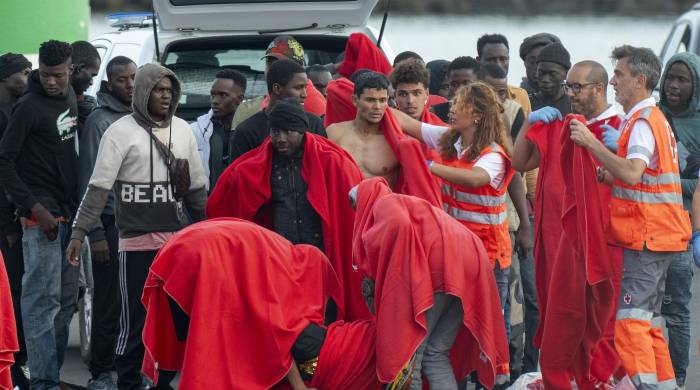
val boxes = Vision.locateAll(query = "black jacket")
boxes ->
[269,147,324,250]
[0,70,79,218]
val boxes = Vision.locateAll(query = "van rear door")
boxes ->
[153,0,379,32]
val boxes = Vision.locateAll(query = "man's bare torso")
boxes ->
[327,120,399,185]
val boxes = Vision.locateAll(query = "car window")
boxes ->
[661,22,691,67]
[164,44,342,111]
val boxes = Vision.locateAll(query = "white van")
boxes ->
[89,0,395,121]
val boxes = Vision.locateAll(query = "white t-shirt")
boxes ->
[421,123,506,189]
[623,97,658,169]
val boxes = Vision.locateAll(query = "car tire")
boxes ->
[79,241,94,365]
[79,286,93,365]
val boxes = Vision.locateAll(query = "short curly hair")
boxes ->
[389,59,430,89]
[39,40,72,67]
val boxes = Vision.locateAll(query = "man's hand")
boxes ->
[601,124,621,152]
[569,119,598,149]
[515,222,533,250]
[527,106,562,124]
[30,203,58,240]
[66,238,83,267]
[90,239,110,263]
[596,167,613,185]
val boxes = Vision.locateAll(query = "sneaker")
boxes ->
[87,372,117,390]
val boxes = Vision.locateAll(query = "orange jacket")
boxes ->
[441,143,514,268]
[608,105,691,252]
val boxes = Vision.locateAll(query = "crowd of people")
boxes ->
[0,28,696,390]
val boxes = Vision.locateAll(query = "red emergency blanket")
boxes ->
[206,134,369,320]
[324,78,355,127]
[537,114,623,388]
[337,33,392,78]
[141,219,341,389]
[0,254,17,390]
[525,119,566,347]
[352,177,509,387]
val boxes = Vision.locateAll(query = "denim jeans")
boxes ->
[660,245,693,386]
[21,223,79,390]
[517,217,539,373]
[494,262,511,339]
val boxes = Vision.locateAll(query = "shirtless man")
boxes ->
[327,72,399,184]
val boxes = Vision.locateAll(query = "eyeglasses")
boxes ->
[563,82,599,94]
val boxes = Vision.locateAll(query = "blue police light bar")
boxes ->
[106,12,154,29]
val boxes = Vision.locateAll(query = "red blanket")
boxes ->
[141,219,341,389]
[261,78,327,117]
[352,177,508,387]
[525,119,566,347]
[337,33,392,78]
[310,320,382,389]
[324,78,355,127]
[206,134,370,320]
[537,115,623,388]
[427,94,447,108]
[0,254,17,390]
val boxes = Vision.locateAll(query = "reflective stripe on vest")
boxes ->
[441,183,507,207]
[612,188,683,205]
[448,208,508,225]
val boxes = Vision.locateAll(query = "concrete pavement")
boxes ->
[53,273,700,389]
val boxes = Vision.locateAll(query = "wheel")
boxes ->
[79,286,93,364]
[78,240,94,365]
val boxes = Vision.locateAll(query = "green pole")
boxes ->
[0,0,90,54]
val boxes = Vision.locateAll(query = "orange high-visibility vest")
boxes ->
[441,143,515,268]
[608,105,691,251]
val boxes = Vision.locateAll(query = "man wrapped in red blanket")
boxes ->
[351,177,509,389]
[207,101,370,320]
[141,218,383,390]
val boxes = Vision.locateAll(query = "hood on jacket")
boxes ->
[132,63,181,128]
[27,69,74,101]
[96,80,132,114]
[659,52,700,118]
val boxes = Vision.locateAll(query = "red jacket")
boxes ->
[206,134,370,320]
[352,177,509,387]
[141,219,342,389]
[0,252,17,390]
[337,33,392,78]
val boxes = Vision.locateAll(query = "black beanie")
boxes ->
[536,42,571,70]
[519,33,561,60]
[268,100,308,133]
[0,53,31,80]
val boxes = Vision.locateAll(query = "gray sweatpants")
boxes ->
[410,292,464,390]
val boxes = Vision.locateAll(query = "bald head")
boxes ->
[576,60,608,90]
[567,60,610,119]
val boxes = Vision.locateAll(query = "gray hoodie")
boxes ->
[72,64,207,242]
[659,52,700,210]
[78,81,132,242]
